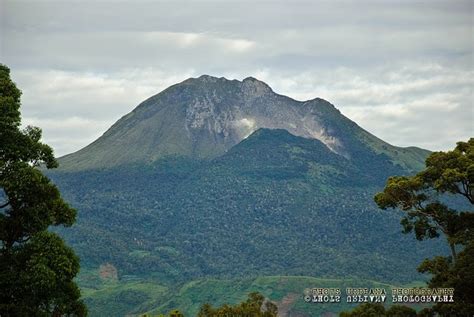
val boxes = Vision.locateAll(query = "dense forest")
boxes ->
[49,129,447,287]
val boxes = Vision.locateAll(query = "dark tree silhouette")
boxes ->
[0,64,87,316]
[374,138,474,315]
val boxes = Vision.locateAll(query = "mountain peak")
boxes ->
[58,76,428,172]
[195,74,227,83]
[190,75,273,93]
[241,76,272,96]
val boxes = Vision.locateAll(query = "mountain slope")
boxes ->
[58,75,429,171]
[51,128,443,286]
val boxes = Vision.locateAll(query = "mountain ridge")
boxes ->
[58,75,429,172]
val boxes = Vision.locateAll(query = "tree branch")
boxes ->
[0,201,10,209]
[458,181,473,204]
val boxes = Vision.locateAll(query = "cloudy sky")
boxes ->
[1,0,473,156]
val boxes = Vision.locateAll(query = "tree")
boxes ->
[339,303,387,317]
[0,64,87,315]
[197,292,278,317]
[374,138,474,315]
[385,305,417,317]
[141,310,184,317]
[339,303,418,317]
[168,310,185,317]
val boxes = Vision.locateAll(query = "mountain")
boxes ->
[49,75,442,316]
[58,75,428,171]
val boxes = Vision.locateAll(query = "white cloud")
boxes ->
[13,68,197,156]
[2,0,472,155]
[13,68,196,119]
[234,63,472,151]
[22,116,113,157]
[14,61,472,156]
[221,38,256,53]
[234,118,257,139]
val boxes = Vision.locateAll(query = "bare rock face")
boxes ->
[58,75,427,171]
[179,76,347,156]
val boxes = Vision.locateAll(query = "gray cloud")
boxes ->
[1,0,472,156]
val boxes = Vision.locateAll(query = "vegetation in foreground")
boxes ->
[78,272,427,317]
[342,139,474,315]
[0,64,86,315]
[141,292,277,317]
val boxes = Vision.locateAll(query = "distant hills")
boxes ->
[49,75,442,316]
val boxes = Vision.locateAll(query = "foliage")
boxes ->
[79,273,415,317]
[374,138,474,315]
[197,292,277,317]
[141,309,184,317]
[375,139,473,256]
[340,303,386,317]
[417,240,474,315]
[0,64,86,315]
[385,305,418,317]
[49,129,444,288]
[339,303,417,317]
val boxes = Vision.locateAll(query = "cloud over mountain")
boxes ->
[2,0,472,155]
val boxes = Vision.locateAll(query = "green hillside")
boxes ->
[50,129,445,288]
[77,272,426,317]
